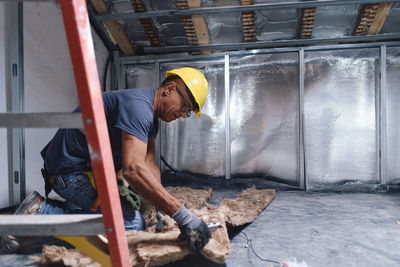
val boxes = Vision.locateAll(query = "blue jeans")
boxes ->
[38,173,145,231]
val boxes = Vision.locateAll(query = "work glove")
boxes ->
[171,205,211,253]
[117,178,141,211]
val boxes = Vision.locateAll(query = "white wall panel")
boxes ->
[23,2,109,198]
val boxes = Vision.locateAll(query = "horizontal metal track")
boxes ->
[118,41,400,64]
[0,215,104,236]
[0,112,83,128]
[96,0,399,21]
[143,33,400,53]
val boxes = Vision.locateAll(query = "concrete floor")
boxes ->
[1,190,400,267]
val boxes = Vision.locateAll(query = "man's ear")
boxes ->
[162,80,177,96]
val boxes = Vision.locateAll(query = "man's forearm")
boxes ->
[146,160,161,183]
[123,163,180,216]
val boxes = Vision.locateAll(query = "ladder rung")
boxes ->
[0,112,83,128]
[0,215,104,236]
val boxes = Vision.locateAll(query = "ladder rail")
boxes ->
[59,1,130,266]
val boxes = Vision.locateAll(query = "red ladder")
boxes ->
[59,1,130,266]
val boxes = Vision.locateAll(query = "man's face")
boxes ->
[161,80,194,122]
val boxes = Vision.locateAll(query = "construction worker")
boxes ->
[2,67,211,253]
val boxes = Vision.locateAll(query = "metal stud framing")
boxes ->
[299,49,306,190]
[6,2,25,205]
[379,45,387,184]
[116,41,399,189]
[224,54,231,179]
[97,0,399,21]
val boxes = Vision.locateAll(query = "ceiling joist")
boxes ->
[298,7,317,39]
[353,2,392,36]
[90,0,136,56]
[368,2,393,34]
[176,0,211,54]
[241,0,256,42]
[130,0,160,46]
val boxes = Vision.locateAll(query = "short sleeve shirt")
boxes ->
[41,89,159,176]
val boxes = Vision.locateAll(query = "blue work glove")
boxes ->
[171,205,211,253]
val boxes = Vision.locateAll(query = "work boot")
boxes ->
[1,191,44,253]
[14,191,44,215]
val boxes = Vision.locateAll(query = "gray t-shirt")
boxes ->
[41,89,159,176]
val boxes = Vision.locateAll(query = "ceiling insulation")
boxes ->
[96,0,400,55]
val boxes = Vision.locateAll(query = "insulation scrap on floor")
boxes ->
[219,186,276,226]
[31,186,275,267]
[30,245,100,267]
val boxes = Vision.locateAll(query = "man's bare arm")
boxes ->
[145,138,161,183]
[121,131,180,216]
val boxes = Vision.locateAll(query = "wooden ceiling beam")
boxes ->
[90,0,136,56]
[368,2,393,35]
[298,7,317,39]
[176,0,211,54]
[352,2,392,36]
[130,0,161,46]
[241,0,256,42]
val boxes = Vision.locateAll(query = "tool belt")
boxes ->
[41,167,141,211]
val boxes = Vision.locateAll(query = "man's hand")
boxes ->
[171,205,211,253]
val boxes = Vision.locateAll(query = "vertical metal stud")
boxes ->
[379,45,387,185]
[6,1,25,205]
[225,54,231,179]
[154,60,161,169]
[111,50,119,90]
[121,64,127,89]
[299,49,306,190]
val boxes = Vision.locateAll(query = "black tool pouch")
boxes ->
[41,167,52,198]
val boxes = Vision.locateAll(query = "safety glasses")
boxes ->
[176,86,192,118]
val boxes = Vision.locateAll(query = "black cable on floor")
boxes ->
[240,232,281,266]
[161,155,177,173]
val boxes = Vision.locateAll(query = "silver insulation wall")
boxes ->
[124,44,400,189]
[304,49,379,188]
[159,60,226,176]
[126,64,155,89]
[229,54,299,183]
[386,47,400,184]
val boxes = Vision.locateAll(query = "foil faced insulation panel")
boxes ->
[229,53,299,184]
[313,5,359,38]
[160,60,226,176]
[254,8,299,41]
[385,47,400,184]
[126,64,155,89]
[304,49,379,189]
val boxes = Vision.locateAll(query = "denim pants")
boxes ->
[38,173,145,231]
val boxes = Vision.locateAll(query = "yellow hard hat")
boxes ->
[166,67,208,117]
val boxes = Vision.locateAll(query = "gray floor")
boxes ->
[1,190,400,267]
